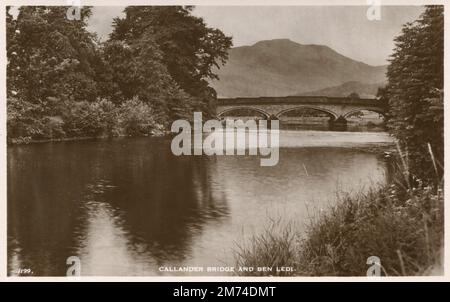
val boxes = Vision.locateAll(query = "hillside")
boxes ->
[298,81,385,99]
[211,39,387,97]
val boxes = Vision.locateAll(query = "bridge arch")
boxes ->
[275,106,339,120]
[343,108,386,119]
[217,106,271,119]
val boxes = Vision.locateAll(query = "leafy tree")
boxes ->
[7,5,233,141]
[7,6,115,141]
[109,6,232,115]
[7,6,104,107]
[386,6,443,180]
[102,33,194,125]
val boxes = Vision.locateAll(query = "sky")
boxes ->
[85,6,424,66]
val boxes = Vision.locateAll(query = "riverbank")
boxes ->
[8,129,171,145]
[9,129,395,151]
[233,159,444,276]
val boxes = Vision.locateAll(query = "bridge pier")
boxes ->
[328,115,347,131]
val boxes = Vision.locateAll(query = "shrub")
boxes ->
[7,97,46,142]
[296,183,443,276]
[95,99,118,136]
[117,97,158,136]
[8,96,168,141]
[41,116,66,139]
[61,99,116,137]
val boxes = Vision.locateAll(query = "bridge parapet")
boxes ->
[215,96,386,120]
[217,96,382,106]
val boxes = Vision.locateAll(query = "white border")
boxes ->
[0,0,448,282]
[2,0,446,5]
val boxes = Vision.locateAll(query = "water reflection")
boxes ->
[8,134,391,276]
[8,138,229,276]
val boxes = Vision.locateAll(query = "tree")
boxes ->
[109,6,232,115]
[7,5,233,141]
[6,6,115,141]
[7,6,104,107]
[386,6,443,180]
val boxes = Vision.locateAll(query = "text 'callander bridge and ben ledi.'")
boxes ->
[214,96,386,124]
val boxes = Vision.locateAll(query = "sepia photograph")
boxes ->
[4,2,444,279]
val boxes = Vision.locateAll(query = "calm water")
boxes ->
[7,131,393,276]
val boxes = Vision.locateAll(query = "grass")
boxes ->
[233,147,444,276]
[233,220,300,276]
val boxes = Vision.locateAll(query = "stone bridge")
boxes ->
[215,96,386,121]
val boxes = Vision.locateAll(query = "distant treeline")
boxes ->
[7,6,232,143]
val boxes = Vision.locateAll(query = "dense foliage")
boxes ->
[7,6,232,143]
[385,6,443,180]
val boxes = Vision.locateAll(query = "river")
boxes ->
[7,130,394,276]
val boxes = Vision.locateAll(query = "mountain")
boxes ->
[297,81,385,99]
[210,39,387,97]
